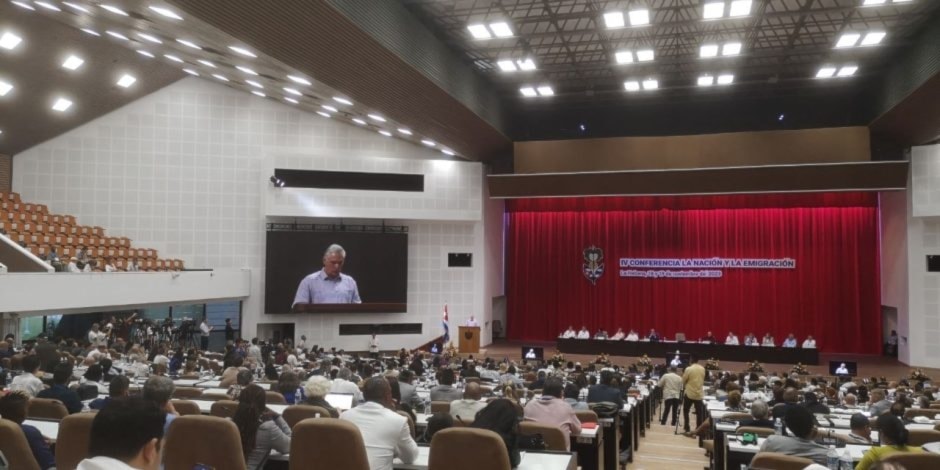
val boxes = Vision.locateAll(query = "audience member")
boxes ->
[471,399,521,467]
[228,369,254,400]
[739,400,774,428]
[802,391,830,414]
[331,367,364,404]
[430,368,463,402]
[89,375,131,410]
[10,354,44,397]
[37,363,83,414]
[868,389,892,416]
[424,412,454,442]
[77,397,166,470]
[523,377,581,449]
[587,370,624,410]
[449,381,486,423]
[758,405,828,464]
[232,384,292,470]
[302,375,339,418]
[81,363,110,394]
[842,413,874,444]
[142,376,178,435]
[340,377,419,470]
[0,391,55,470]
[277,371,305,404]
[397,370,418,407]
[856,414,924,470]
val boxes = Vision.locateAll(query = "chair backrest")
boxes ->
[396,410,416,438]
[431,401,451,413]
[429,427,511,470]
[282,404,330,428]
[55,413,96,470]
[881,452,940,468]
[210,400,239,418]
[575,410,598,423]
[163,415,246,470]
[0,419,41,470]
[906,429,940,446]
[172,387,204,399]
[289,418,369,470]
[737,426,775,438]
[199,392,229,401]
[172,400,202,416]
[519,421,569,451]
[266,390,287,404]
[28,398,69,420]
[721,412,755,422]
[749,452,814,470]
[904,408,940,420]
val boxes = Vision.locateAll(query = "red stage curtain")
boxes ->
[506,193,881,354]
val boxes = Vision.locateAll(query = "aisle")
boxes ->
[629,412,709,470]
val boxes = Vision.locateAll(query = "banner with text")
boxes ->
[619,257,796,278]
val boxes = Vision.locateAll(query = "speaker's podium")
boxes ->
[458,326,480,354]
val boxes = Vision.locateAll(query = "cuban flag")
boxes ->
[442,304,450,344]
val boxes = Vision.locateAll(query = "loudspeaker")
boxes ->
[928,255,940,272]
[448,253,472,267]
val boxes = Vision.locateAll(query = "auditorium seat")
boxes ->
[283,404,331,428]
[164,415,246,470]
[903,409,940,420]
[173,400,203,416]
[265,391,287,404]
[882,453,940,468]
[0,418,41,470]
[749,452,814,470]
[56,413,95,470]
[430,401,451,413]
[519,421,568,451]
[172,387,204,399]
[290,418,370,470]
[429,428,511,470]
[27,398,69,420]
[210,400,239,418]
[575,410,598,423]
[906,429,940,446]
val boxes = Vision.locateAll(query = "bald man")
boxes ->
[449,382,486,422]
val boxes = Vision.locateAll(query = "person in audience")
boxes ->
[471,399,521,467]
[523,377,581,449]
[105,257,118,272]
[37,363,83,414]
[83,259,96,272]
[868,389,892,416]
[886,330,899,356]
[331,367,364,404]
[530,370,547,390]
[278,370,306,404]
[758,405,828,464]
[739,400,774,428]
[841,413,874,444]
[341,377,419,470]
[577,326,590,339]
[725,331,739,345]
[424,412,454,442]
[430,367,463,402]
[560,325,576,339]
[625,329,639,341]
[772,387,802,423]
[231,384,292,470]
[0,391,56,470]
[89,375,131,410]
[219,356,246,388]
[610,327,625,340]
[659,366,683,426]
[228,369,254,400]
[81,363,111,395]
[563,382,589,410]
[77,396,166,470]
[761,333,775,346]
[782,334,798,348]
[802,335,817,348]
[802,391,830,415]
[856,414,924,470]
[199,316,213,351]
[127,257,140,272]
[842,393,859,408]
[681,358,706,434]
[588,370,624,409]
[397,370,418,407]
[450,381,487,423]
[498,363,523,386]
[76,245,88,262]
[142,376,178,435]
[10,354,44,397]
[648,329,661,342]
[726,390,745,412]
[701,331,717,344]
[302,375,339,417]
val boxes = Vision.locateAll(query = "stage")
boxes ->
[555,338,819,364]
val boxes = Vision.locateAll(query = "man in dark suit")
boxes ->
[587,370,624,409]
[36,363,83,414]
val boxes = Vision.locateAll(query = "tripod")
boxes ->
[674,388,686,435]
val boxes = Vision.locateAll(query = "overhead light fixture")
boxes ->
[837,65,858,77]
[628,8,650,26]
[398,128,412,135]
[636,49,655,62]
[623,80,640,92]
[62,2,90,13]
[497,60,517,72]
[729,0,752,17]
[0,80,13,96]
[100,4,128,16]
[489,21,513,38]
[1,32,23,50]
[182,68,198,76]
[229,46,257,58]
[536,85,554,96]
[615,51,634,64]
[164,54,183,63]
[316,111,331,118]
[137,33,162,44]
[116,74,137,88]
[34,1,61,12]
[697,75,715,87]
[703,2,725,19]
[176,39,200,50]
[722,42,742,55]
[106,30,129,41]
[52,97,73,112]
[149,5,183,20]
[212,74,229,82]
[62,55,85,70]
[378,130,392,137]
[136,50,155,58]
[245,80,263,89]
[283,87,302,96]
[367,113,386,122]
[332,97,353,105]
[468,21,513,39]
[835,32,861,48]
[321,105,338,113]
[11,1,34,11]
[520,87,537,97]
[284,97,299,104]
[815,66,837,78]
[603,11,625,28]
[251,90,265,98]
[80,28,100,37]
[441,149,456,156]
[700,44,719,58]
[467,24,491,39]
[717,73,735,85]
[236,66,258,76]
[287,75,312,86]
[517,58,536,71]
[642,78,659,90]
[197,59,216,68]
[352,118,367,125]
[269,176,285,187]
[860,31,886,46]
[863,0,887,4]
[421,139,436,147]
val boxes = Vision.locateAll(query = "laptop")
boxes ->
[325,393,354,410]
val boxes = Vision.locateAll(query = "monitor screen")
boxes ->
[325,393,354,410]
[429,342,443,355]
[829,361,858,376]
[666,353,692,368]
[522,346,544,361]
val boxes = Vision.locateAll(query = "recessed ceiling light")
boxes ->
[182,68,199,76]
[229,46,256,58]
[176,39,200,50]
[80,28,100,37]
[164,54,183,63]
[149,5,183,20]
[283,87,302,96]
[441,149,456,156]
[332,97,353,105]
[722,42,742,56]
[100,4,128,16]
[421,139,436,147]
[197,59,216,68]
[517,58,536,71]
[245,79,263,89]
[212,74,228,82]
[0,32,23,50]
[862,0,887,5]
[835,32,861,48]
[116,74,137,88]
[700,44,719,58]
[816,66,837,78]
[520,87,537,97]
[860,31,886,46]
[717,73,734,85]
[106,30,129,41]
[603,11,625,29]
[378,130,392,137]
[398,128,412,135]
[62,2,90,13]
[352,118,367,125]
[137,33,162,44]
[497,60,517,72]
[628,9,650,26]
[52,97,73,112]
[703,2,725,19]
[636,49,655,62]
[287,75,311,86]
[467,24,492,39]
[642,78,659,90]
[367,113,386,122]
[729,0,752,17]
[284,97,299,104]
[236,66,258,76]
[34,1,61,12]
[624,80,640,92]
[251,91,265,98]
[698,75,714,87]
[489,22,513,38]
[321,105,338,113]
[137,50,155,58]
[615,51,634,64]
[316,111,331,118]
[11,1,34,11]
[837,65,858,77]
[62,55,85,70]
[0,81,13,96]
[536,85,554,96]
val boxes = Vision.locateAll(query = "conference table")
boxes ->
[556,338,820,364]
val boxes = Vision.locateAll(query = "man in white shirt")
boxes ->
[625,329,639,341]
[10,355,45,397]
[610,328,625,340]
[88,323,107,348]
[782,334,798,348]
[341,377,419,470]
[744,332,759,346]
[658,366,683,426]
[576,326,591,339]
[725,331,739,345]
[465,315,480,327]
[77,396,165,470]
[105,257,118,272]
[127,258,140,272]
[331,368,364,404]
[68,257,81,273]
[199,318,212,351]
[802,335,817,348]
[560,326,576,339]
[369,334,380,358]
[761,333,775,347]
[450,382,486,422]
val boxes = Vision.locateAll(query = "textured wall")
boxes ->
[0,154,10,192]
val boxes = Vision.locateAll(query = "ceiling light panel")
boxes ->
[52,97,73,111]
[628,9,650,26]
[497,60,517,72]
[442,149,456,156]
[100,4,128,16]
[517,58,536,71]
[520,86,537,97]
[229,46,257,58]
[116,74,136,88]
[287,75,311,86]
[642,78,658,90]
[700,44,719,58]
[137,50,155,58]
[11,1,34,11]
[236,66,258,75]
[283,87,302,96]
[0,32,23,50]
[352,118,366,125]
[106,31,129,41]
[623,80,640,92]
[698,75,714,86]
[137,33,163,44]
[182,68,198,76]
[246,80,263,89]
[211,74,228,82]
[421,139,436,147]
[603,11,625,29]
[316,111,331,118]
[729,0,752,17]
[0,80,13,96]
[80,28,100,37]
[860,31,886,46]
[197,59,216,68]
[62,2,90,13]
[34,1,61,12]
[717,74,734,85]
[367,113,386,122]
[835,32,861,48]
[285,97,299,104]
[149,5,184,20]
[467,24,491,39]
[488,22,513,38]
[636,49,655,62]
[321,105,338,113]
[176,39,201,50]
[536,85,554,96]
[863,0,887,4]
[398,128,412,135]
[378,130,392,137]
[164,54,183,63]
[816,66,837,78]
[251,91,265,98]
[837,65,858,77]
[333,97,353,105]
[722,42,742,56]
[615,51,634,64]
[62,55,84,70]
[703,2,725,19]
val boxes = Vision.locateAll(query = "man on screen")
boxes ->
[293,244,362,306]
[525,348,537,360]
[836,363,850,375]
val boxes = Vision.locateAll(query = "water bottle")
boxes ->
[295,388,302,404]
[839,449,852,470]
[826,445,839,470]
[774,418,783,436]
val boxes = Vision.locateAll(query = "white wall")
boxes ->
[880,190,909,363]
[12,77,503,351]
[907,145,940,367]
